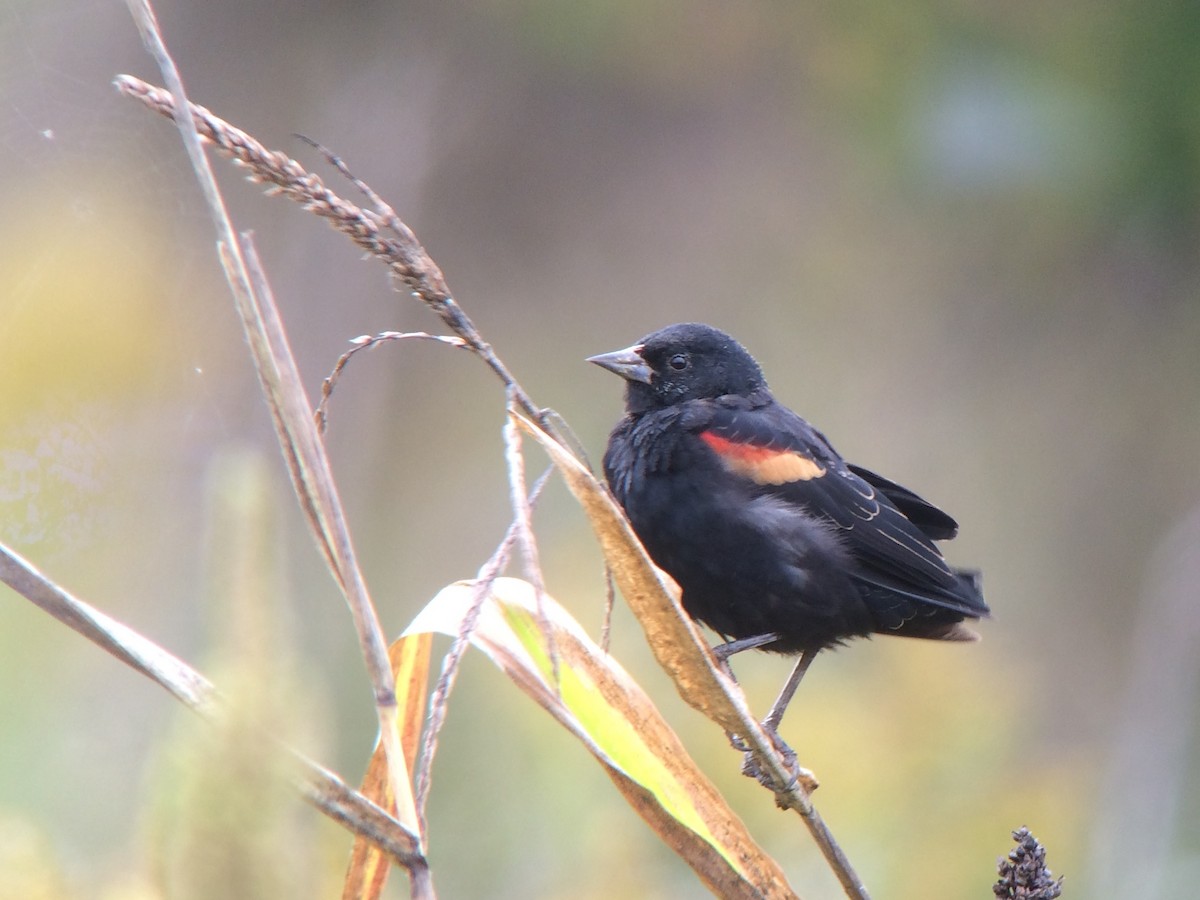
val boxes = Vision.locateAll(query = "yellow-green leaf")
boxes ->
[405,577,798,900]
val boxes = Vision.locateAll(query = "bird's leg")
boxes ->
[712,631,783,660]
[710,633,782,752]
[762,649,817,734]
[711,631,782,672]
[741,649,817,790]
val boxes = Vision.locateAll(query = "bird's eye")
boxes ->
[668,354,689,371]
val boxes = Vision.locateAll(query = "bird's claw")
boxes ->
[738,727,818,804]
[726,731,751,752]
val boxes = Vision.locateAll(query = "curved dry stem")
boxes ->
[315,331,469,433]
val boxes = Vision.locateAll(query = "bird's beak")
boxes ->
[587,344,653,385]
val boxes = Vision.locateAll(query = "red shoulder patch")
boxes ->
[700,431,826,484]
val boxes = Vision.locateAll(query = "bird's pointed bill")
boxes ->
[588,345,653,385]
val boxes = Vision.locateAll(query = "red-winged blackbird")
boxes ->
[589,323,988,730]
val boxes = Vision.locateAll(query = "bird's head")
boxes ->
[588,323,767,414]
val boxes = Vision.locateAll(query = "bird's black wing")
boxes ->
[694,399,986,618]
[846,464,959,541]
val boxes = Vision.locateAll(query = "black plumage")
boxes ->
[589,323,988,726]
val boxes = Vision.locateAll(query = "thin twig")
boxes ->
[414,466,552,827]
[316,331,468,433]
[503,395,559,689]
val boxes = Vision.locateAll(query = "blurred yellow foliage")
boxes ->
[0,185,176,421]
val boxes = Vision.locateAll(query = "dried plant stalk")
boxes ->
[114,73,548,437]
[120,7,427,896]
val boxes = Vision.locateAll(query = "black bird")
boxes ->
[589,323,988,734]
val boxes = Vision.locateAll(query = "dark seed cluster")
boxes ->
[994,827,1063,899]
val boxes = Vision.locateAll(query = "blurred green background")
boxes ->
[2,1,1199,898]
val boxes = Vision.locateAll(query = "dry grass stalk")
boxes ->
[0,541,426,874]
[118,8,427,892]
[114,73,546,433]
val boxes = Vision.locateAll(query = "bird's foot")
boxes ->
[739,727,818,806]
[740,736,796,787]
